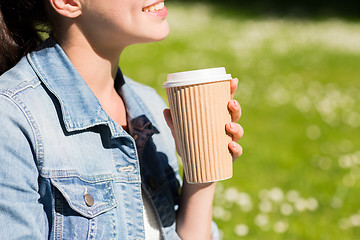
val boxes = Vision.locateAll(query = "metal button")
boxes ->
[133,134,138,140]
[84,193,94,207]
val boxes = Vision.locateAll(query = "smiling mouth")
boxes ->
[142,2,165,12]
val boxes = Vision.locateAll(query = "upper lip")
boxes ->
[142,0,164,9]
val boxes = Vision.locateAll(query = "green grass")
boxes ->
[120,3,360,239]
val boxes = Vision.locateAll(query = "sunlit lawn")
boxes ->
[121,3,360,239]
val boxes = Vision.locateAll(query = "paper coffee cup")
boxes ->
[163,67,233,183]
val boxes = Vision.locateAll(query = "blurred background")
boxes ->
[120,1,360,239]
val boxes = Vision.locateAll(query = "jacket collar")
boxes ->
[27,38,157,134]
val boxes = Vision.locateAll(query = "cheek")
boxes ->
[80,2,169,45]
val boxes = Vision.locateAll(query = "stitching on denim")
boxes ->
[87,217,97,239]
[110,210,117,239]
[54,187,64,240]
[110,124,141,180]
[2,76,40,98]
[26,54,73,130]
[26,54,70,130]
[27,54,111,132]
[41,170,141,184]
[0,93,44,170]
[120,183,131,238]
[117,183,146,239]
[50,178,118,218]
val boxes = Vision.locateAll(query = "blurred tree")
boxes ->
[170,0,360,18]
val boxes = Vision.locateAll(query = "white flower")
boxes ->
[224,187,239,203]
[350,214,360,227]
[213,206,226,219]
[342,111,360,128]
[295,198,308,212]
[269,187,284,202]
[339,155,354,168]
[259,200,273,213]
[286,190,300,203]
[234,224,249,237]
[306,198,319,211]
[273,221,289,233]
[213,206,232,221]
[237,193,253,212]
[255,214,269,227]
[237,192,251,205]
[280,203,294,216]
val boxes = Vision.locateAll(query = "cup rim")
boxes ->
[163,67,232,88]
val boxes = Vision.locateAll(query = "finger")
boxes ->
[163,109,182,156]
[230,78,238,99]
[163,109,172,127]
[228,99,241,122]
[229,141,243,161]
[226,122,244,142]
[163,109,175,137]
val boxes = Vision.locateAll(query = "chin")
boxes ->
[152,29,170,42]
[140,22,170,43]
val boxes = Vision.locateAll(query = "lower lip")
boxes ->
[144,6,168,18]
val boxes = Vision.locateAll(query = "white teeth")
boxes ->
[154,2,164,10]
[143,2,164,12]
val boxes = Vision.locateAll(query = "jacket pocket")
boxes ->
[51,176,118,218]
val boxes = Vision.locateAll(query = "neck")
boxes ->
[55,25,124,98]
[55,25,128,128]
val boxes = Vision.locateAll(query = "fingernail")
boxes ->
[233,100,237,108]
[231,142,236,148]
[229,123,234,130]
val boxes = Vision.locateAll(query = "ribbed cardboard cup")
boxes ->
[163,68,233,183]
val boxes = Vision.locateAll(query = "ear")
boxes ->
[49,0,82,18]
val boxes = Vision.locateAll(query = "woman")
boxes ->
[0,0,244,239]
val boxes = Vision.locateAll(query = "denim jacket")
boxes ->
[0,38,184,239]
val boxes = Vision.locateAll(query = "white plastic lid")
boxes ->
[163,67,232,88]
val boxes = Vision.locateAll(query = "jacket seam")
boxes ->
[0,92,44,170]
[1,76,40,97]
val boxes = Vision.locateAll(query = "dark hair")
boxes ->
[0,0,50,75]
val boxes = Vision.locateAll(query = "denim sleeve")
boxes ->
[0,94,47,239]
[211,221,221,240]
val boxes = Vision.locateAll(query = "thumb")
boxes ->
[163,108,182,156]
[163,108,172,127]
[163,108,176,137]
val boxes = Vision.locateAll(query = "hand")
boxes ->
[164,108,181,155]
[226,78,244,161]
